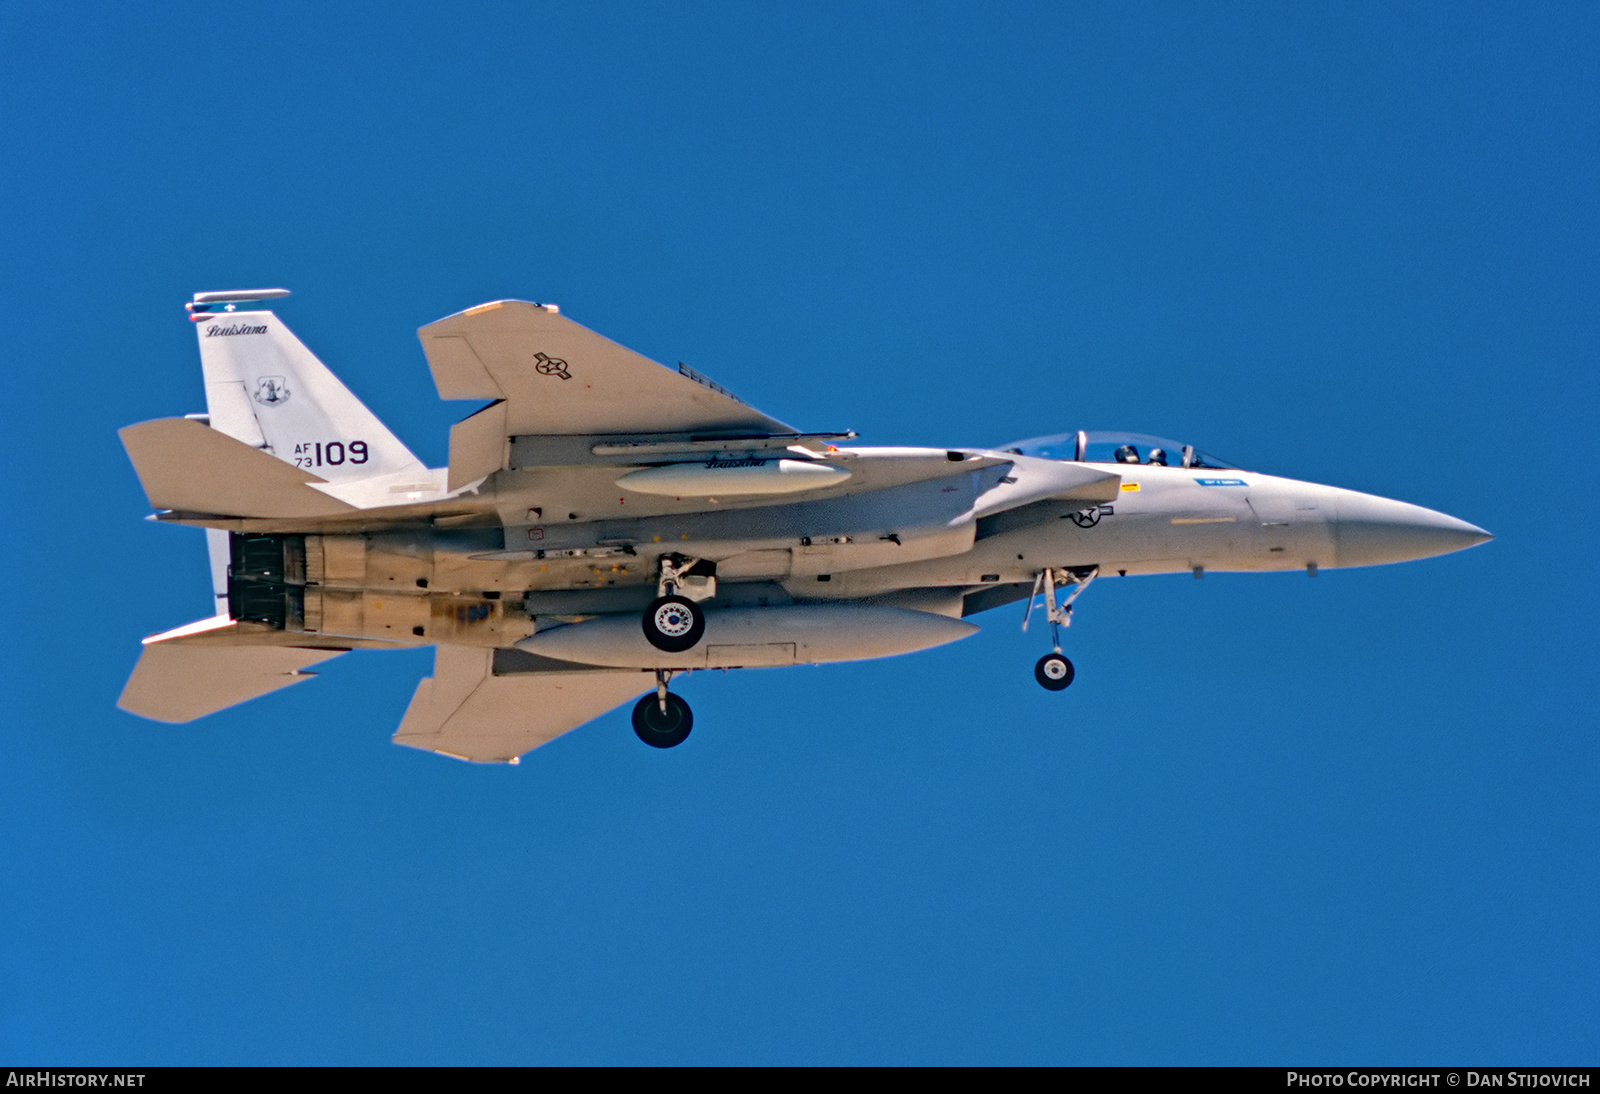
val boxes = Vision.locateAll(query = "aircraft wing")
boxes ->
[393,645,649,763]
[418,301,795,488]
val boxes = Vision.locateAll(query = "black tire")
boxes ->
[642,595,705,652]
[1034,653,1075,691]
[632,692,693,748]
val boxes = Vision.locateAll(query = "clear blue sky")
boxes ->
[2,1,1595,1064]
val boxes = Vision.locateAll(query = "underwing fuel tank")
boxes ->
[517,604,978,669]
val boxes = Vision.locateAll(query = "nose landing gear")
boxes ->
[633,669,693,747]
[1023,566,1096,691]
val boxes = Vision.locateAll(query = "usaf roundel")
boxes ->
[533,352,571,380]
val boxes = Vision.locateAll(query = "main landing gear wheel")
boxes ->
[632,692,693,748]
[1035,652,1075,691]
[642,595,705,652]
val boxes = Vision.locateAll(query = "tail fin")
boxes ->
[194,296,427,484]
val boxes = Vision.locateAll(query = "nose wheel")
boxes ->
[1022,566,1096,692]
[633,670,693,747]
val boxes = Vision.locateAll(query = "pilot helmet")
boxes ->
[1114,444,1140,464]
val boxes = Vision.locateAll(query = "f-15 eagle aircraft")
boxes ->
[117,290,1492,762]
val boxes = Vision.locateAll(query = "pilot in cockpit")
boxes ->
[1004,431,1238,472]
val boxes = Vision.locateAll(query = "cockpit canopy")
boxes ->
[1004,430,1236,469]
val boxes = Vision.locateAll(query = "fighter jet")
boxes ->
[116,290,1492,762]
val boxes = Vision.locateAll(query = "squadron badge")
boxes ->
[253,376,291,407]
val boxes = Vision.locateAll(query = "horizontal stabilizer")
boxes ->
[119,417,356,518]
[394,645,647,763]
[118,640,345,723]
[418,300,794,440]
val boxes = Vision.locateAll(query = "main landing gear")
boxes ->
[1023,566,1097,692]
[633,670,692,747]
[642,595,703,652]
[636,557,715,746]
[641,555,716,653]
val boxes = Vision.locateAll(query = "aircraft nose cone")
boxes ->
[1334,491,1492,567]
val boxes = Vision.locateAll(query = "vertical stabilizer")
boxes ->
[193,297,427,485]
[206,529,229,616]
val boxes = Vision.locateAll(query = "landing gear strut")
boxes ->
[641,556,715,653]
[633,669,693,747]
[1022,566,1097,691]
